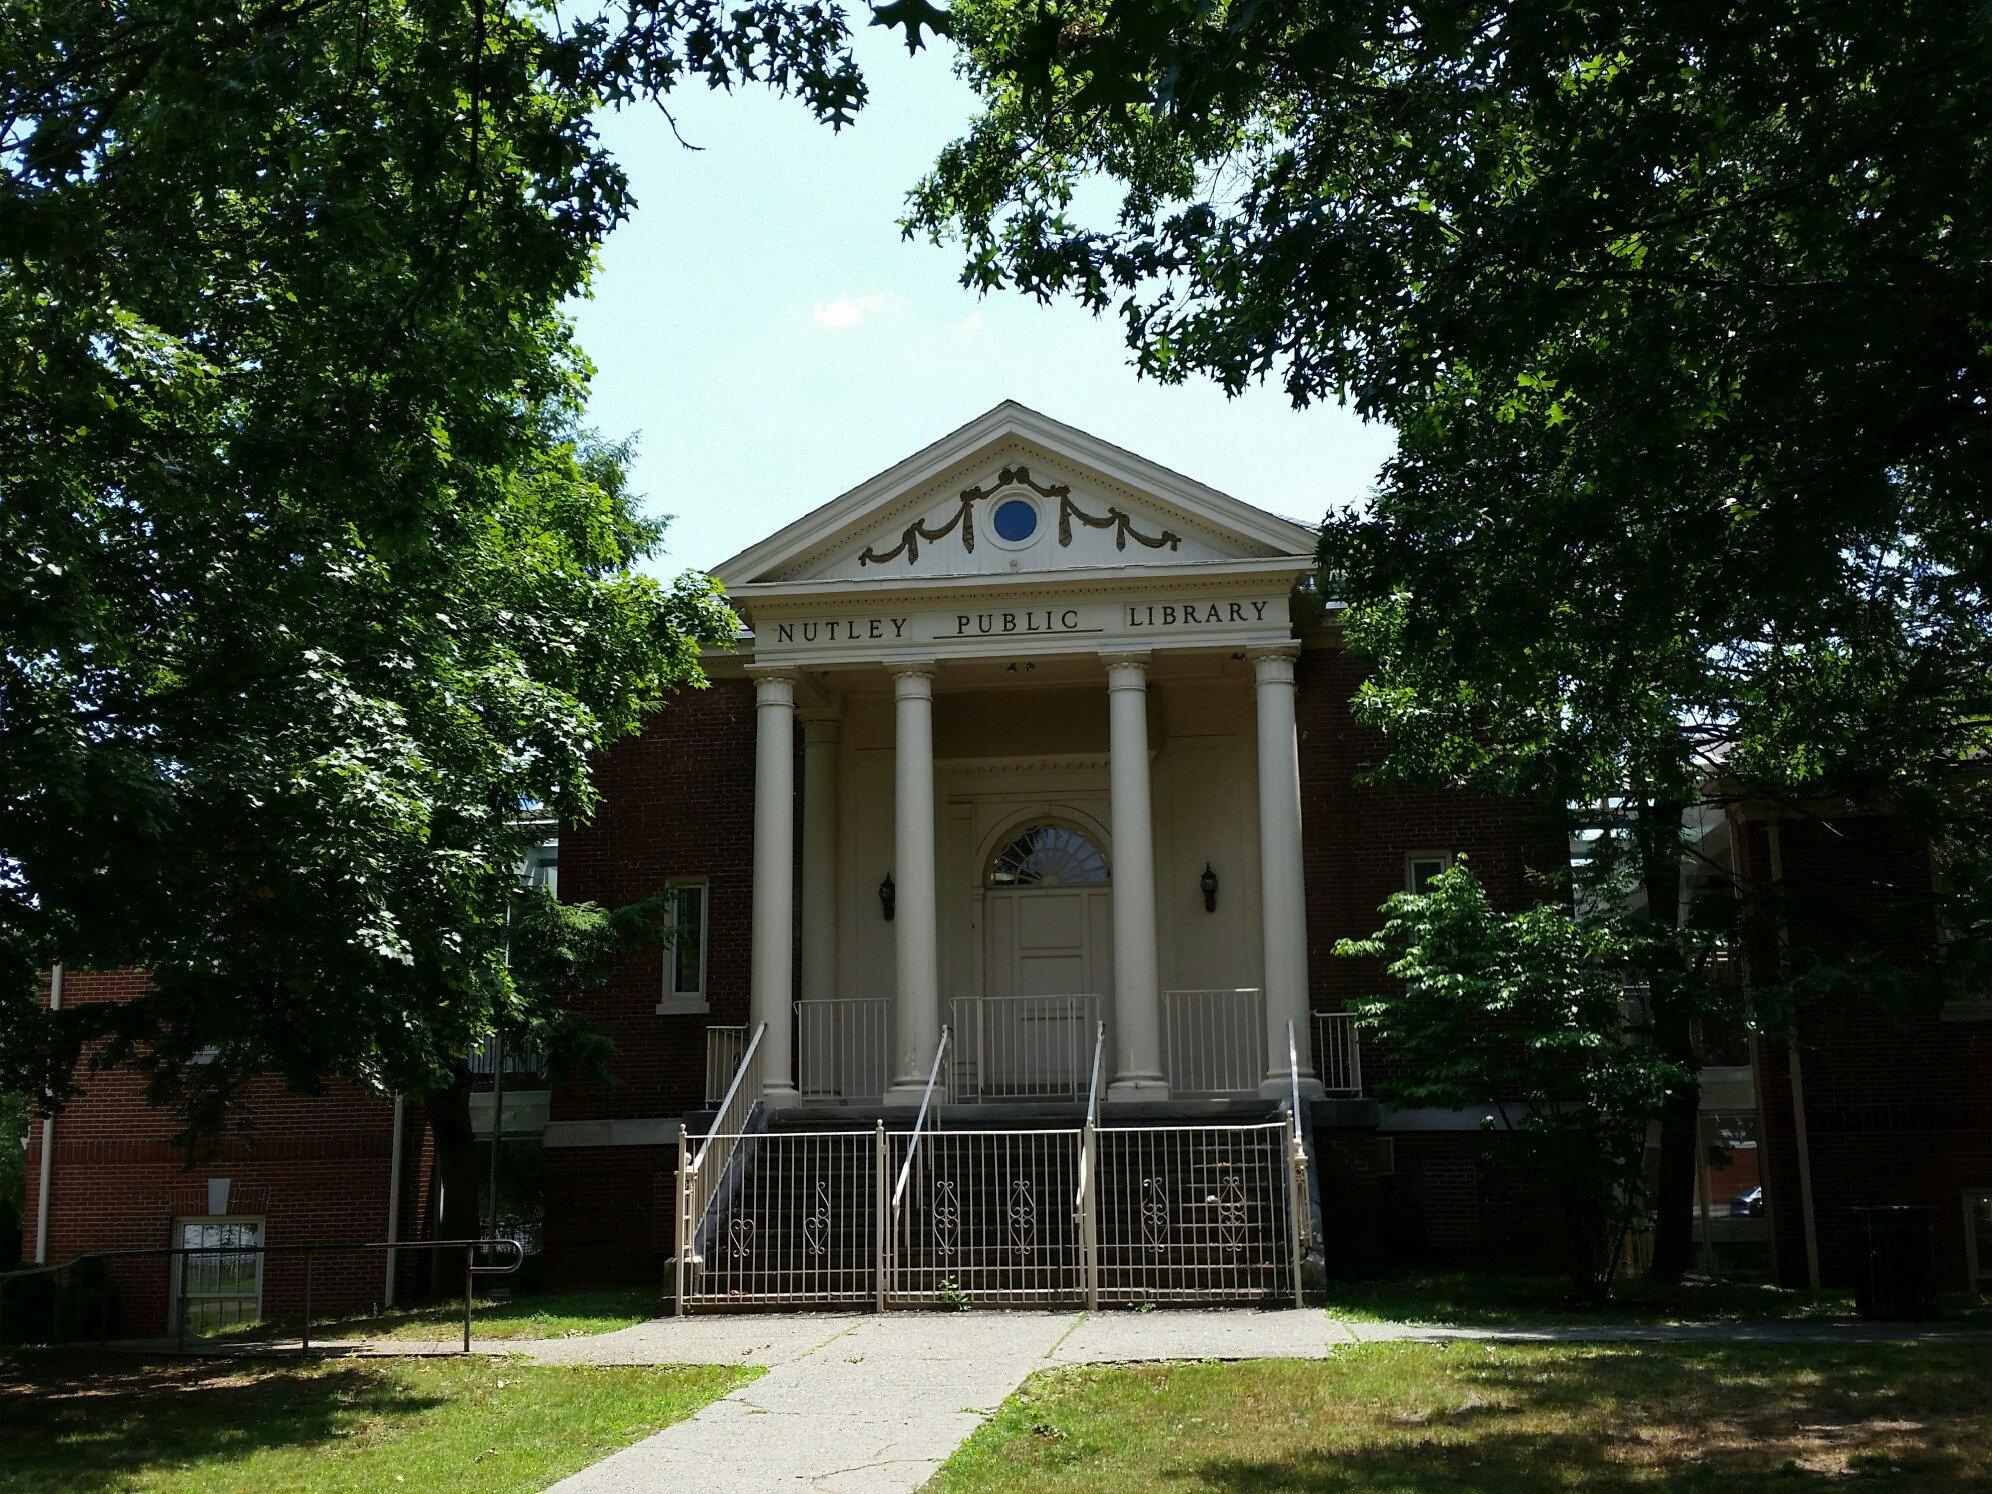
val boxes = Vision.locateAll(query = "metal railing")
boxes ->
[1,1239,524,1355]
[888,1027,952,1222]
[888,1127,1086,1307]
[1164,988,1266,1098]
[467,1038,544,1077]
[949,993,1101,1102]
[1093,1120,1297,1306]
[795,998,890,1102]
[704,1025,747,1106]
[676,1021,767,1311]
[1075,1022,1106,1309]
[1287,1018,1312,1300]
[680,1129,880,1308]
[1312,1010,1365,1096]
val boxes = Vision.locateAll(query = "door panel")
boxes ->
[983,887,1110,1093]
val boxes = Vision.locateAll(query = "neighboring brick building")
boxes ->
[20,971,426,1334]
[1737,810,1992,1291]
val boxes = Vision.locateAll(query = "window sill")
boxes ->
[656,995,711,1017]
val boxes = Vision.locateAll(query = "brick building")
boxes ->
[21,404,1989,1321]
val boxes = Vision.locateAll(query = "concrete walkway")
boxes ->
[524,1309,1992,1492]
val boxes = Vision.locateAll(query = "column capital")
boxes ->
[750,670,798,708]
[1247,645,1301,687]
[1100,649,1153,691]
[891,662,938,699]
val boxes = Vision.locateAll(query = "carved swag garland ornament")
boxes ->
[859,467,1183,567]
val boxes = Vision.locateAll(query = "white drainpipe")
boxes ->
[383,1095,406,1307]
[33,964,62,1264]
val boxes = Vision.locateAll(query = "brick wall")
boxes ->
[1740,812,1992,1290]
[1296,647,1569,1070]
[19,972,418,1334]
[552,677,757,1124]
[543,1144,679,1287]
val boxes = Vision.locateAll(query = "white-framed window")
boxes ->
[523,840,558,897]
[657,881,709,1015]
[1967,1191,1992,1295]
[171,1216,264,1336]
[1405,851,1454,895]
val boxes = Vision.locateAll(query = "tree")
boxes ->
[1338,860,1680,1297]
[910,1,1992,1277]
[0,0,889,1144]
[0,1091,25,1268]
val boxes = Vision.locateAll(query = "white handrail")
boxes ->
[691,1021,766,1176]
[1073,1021,1106,1221]
[1083,1020,1105,1127]
[1287,1018,1311,1258]
[890,1025,951,1212]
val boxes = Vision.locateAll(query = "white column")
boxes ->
[886,664,942,1101]
[750,670,799,1104]
[798,717,841,1007]
[1252,647,1323,1097]
[1105,651,1168,1100]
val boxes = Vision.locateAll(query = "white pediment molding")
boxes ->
[712,402,1320,590]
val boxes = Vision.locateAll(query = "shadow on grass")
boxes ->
[1177,1344,1991,1492]
[0,1353,446,1494]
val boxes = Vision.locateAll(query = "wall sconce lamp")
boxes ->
[1200,862,1219,914]
[879,873,896,922]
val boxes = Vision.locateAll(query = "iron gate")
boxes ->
[675,1119,1301,1312]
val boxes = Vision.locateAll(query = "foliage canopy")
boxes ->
[0,0,891,1125]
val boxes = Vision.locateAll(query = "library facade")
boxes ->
[21,405,1991,1325]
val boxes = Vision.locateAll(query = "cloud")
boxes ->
[810,293,904,331]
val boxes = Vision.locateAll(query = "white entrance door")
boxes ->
[978,823,1112,1097]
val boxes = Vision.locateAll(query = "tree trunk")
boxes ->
[421,1070,479,1291]
[1636,799,1701,1283]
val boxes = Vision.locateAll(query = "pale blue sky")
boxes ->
[568,28,1395,577]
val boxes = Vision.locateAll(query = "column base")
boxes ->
[881,1082,934,1108]
[1261,1072,1326,1102]
[1107,1074,1171,1103]
[760,1082,801,1109]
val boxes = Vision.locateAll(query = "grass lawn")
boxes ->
[933,1341,1992,1491]
[1318,1270,1878,1327]
[299,1283,665,1343]
[0,1351,752,1493]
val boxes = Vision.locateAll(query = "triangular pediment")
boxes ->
[713,403,1319,592]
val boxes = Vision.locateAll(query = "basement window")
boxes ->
[658,881,709,1015]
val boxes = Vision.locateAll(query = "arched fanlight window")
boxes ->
[986,823,1109,888]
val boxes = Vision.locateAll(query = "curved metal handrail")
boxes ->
[1073,1021,1106,1221]
[1287,1018,1312,1251]
[690,1021,767,1175]
[890,1025,951,1213]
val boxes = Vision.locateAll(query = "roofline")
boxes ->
[712,401,1322,587]
[728,553,1316,608]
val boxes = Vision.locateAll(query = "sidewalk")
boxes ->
[514,1308,1992,1492]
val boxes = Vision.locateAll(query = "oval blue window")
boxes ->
[992,498,1038,543]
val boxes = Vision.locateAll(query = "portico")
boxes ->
[714,402,1328,1110]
